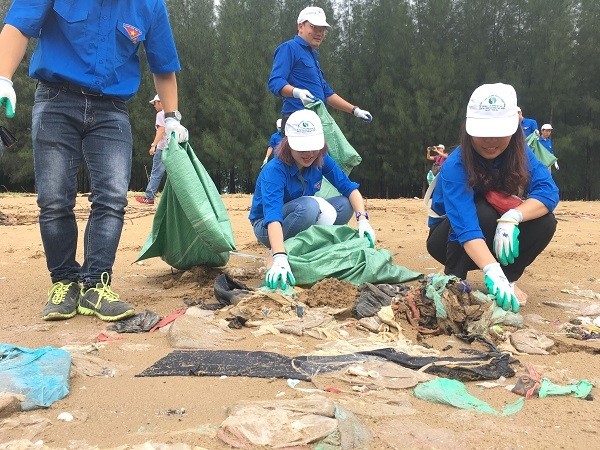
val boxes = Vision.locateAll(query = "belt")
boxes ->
[39,80,108,97]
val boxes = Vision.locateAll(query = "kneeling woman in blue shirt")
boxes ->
[249,109,375,289]
[426,83,559,313]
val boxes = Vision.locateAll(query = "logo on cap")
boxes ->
[296,120,317,134]
[479,95,506,111]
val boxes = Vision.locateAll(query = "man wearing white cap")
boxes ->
[539,123,554,154]
[268,6,372,127]
[136,95,167,205]
[426,83,559,313]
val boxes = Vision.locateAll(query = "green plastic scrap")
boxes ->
[538,378,593,399]
[413,378,525,416]
[424,274,456,319]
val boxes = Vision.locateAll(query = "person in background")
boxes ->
[539,123,554,153]
[0,0,188,322]
[268,6,373,129]
[136,95,167,205]
[426,144,449,185]
[426,83,559,312]
[262,118,283,167]
[517,106,539,138]
[249,109,375,290]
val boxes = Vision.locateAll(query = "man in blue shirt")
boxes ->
[517,107,539,138]
[539,123,554,153]
[268,6,373,127]
[262,118,283,167]
[0,0,189,322]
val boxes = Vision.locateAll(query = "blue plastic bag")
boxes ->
[0,343,71,410]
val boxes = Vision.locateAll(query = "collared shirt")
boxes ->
[269,131,283,149]
[5,0,180,100]
[539,137,553,154]
[268,35,335,115]
[521,118,539,138]
[249,154,359,226]
[428,145,559,244]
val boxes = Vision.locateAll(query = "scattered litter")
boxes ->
[57,412,73,422]
[414,378,524,416]
[109,309,161,333]
[509,329,554,355]
[560,289,600,300]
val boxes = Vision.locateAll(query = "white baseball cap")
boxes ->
[437,144,445,150]
[297,6,332,29]
[466,83,519,137]
[276,118,282,128]
[541,123,553,130]
[149,94,160,104]
[284,109,324,151]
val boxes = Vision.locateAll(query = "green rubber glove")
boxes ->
[483,262,519,313]
[0,76,16,118]
[493,208,522,265]
[265,253,296,290]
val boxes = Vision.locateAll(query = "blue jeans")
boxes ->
[252,195,353,247]
[144,148,166,200]
[32,83,132,287]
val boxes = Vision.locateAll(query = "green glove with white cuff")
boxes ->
[0,76,16,118]
[483,262,519,313]
[494,208,522,265]
[265,253,296,290]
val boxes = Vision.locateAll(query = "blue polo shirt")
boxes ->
[249,154,359,226]
[5,0,180,100]
[521,117,539,138]
[268,35,335,115]
[269,131,283,149]
[428,146,559,244]
[539,137,553,154]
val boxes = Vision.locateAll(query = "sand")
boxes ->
[0,193,599,449]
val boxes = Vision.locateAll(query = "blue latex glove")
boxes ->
[265,253,296,290]
[292,88,315,106]
[494,208,522,265]
[165,117,189,143]
[0,76,16,118]
[358,219,375,248]
[483,262,519,313]
[352,106,373,123]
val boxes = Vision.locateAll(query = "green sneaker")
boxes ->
[42,280,80,321]
[77,273,135,322]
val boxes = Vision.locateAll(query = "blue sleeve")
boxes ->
[525,148,559,211]
[321,155,359,197]
[268,42,292,97]
[322,77,335,99]
[4,0,54,37]
[259,163,287,226]
[429,149,484,244]
[144,0,181,73]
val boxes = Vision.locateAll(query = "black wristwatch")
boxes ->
[164,111,182,121]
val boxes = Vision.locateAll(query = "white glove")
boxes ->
[292,88,315,106]
[0,76,16,118]
[494,208,522,265]
[165,117,189,143]
[554,161,559,170]
[358,219,376,248]
[261,157,268,167]
[265,253,296,290]
[352,107,373,123]
[483,262,519,313]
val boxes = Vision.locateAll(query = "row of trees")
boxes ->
[1,0,599,199]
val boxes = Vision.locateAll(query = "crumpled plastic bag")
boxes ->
[414,378,524,416]
[108,310,161,333]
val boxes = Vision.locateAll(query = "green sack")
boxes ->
[308,101,362,199]
[136,140,236,269]
[285,225,421,286]
[526,133,558,168]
